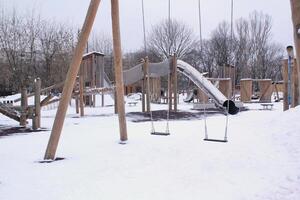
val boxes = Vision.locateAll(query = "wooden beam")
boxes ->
[79,66,85,117]
[292,59,299,107]
[40,94,54,107]
[44,0,101,160]
[168,58,173,112]
[20,87,28,127]
[240,79,252,103]
[290,0,300,104]
[173,55,178,112]
[111,0,128,142]
[282,60,289,111]
[75,77,80,114]
[142,60,146,112]
[14,81,64,103]
[33,78,41,130]
[145,57,151,112]
[0,104,20,122]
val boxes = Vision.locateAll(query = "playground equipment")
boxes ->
[0,79,42,130]
[121,57,239,115]
[240,79,274,103]
[282,46,299,111]
[40,0,300,160]
[290,0,300,105]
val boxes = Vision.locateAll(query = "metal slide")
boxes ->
[121,59,239,115]
[177,60,239,115]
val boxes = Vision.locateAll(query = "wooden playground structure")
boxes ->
[0,0,299,160]
[42,0,300,159]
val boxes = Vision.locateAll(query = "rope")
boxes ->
[230,0,236,101]
[224,0,234,141]
[198,0,203,50]
[141,1,154,133]
[165,0,171,134]
[168,0,171,55]
[141,0,147,54]
[145,58,155,133]
[197,0,208,139]
[203,92,208,139]
[165,62,171,134]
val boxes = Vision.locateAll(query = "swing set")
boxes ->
[43,0,300,160]
[141,0,235,142]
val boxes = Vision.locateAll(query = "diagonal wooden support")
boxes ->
[44,0,101,160]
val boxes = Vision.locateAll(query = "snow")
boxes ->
[0,94,300,200]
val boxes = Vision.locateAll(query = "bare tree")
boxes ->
[38,21,75,86]
[0,9,41,91]
[147,19,197,59]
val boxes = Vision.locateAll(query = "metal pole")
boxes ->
[287,46,294,107]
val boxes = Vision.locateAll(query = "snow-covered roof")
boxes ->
[82,51,105,58]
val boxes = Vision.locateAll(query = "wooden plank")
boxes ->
[240,79,252,102]
[258,79,272,103]
[0,103,20,122]
[40,94,54,107]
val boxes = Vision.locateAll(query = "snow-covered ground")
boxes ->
[0,94,299,200]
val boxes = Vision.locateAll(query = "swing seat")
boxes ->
[204,138,228,143]
[151,131,170,136]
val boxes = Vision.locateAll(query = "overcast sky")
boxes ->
[0,0,294,52]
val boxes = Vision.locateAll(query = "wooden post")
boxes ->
[33,78,41,130]
[91,54,96,107]
[142,79,146,112]
[44,0,101,160]
[173,55,178,112]
[79,65,85,116]
[75,77,80,114]
[282,60,289,111]
[168,58,173,112]
[145,57,150,112]
[240,79,252,102]
[111,0,128,142]
[20,87,28,127]
[292,59,299,107]
[290,0,300,104]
